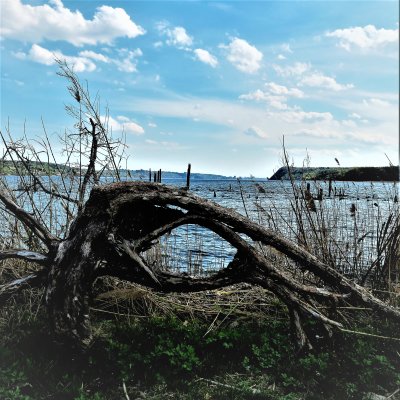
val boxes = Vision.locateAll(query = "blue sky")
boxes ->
[0,0,398,176]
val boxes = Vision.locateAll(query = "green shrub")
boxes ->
[0,315,399,399]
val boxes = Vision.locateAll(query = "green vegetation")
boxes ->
[128,169,236,180]
[0,160,74,176]
[0,161,237,180]
[0,313,399,400]
[1,64,398,400]
[269,166,399,181]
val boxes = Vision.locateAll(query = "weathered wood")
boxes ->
[0,189,58,249]
[186,163,191,189]
[1,181,399,349]
[0,249,49,265]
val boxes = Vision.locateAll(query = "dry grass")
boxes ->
[0,173,398,335]
[246,179,400,295]
[92,278,285,326]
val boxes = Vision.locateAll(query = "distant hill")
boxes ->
[0,162,244,180]
[269,166,399,182]
[126,169,236,181]
[0,160,72,176]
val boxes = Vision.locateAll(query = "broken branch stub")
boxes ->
[1,182,399,349]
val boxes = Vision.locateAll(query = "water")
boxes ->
[1,176,398,277]
[143,179,399,276]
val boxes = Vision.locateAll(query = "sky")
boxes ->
[0,0,399,177]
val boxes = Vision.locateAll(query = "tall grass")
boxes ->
[246,177,399,299]
[1,173,398,298]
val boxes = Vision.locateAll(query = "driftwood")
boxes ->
[1,181,399,349]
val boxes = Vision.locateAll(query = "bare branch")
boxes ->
[78,117,98,213]
[0,272,46,302]
[0,249,49,265]
[0,188,58,248]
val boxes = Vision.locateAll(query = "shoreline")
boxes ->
[269,166,399,182]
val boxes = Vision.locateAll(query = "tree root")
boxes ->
[1,181,399,349]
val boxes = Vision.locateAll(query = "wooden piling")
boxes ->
[328,179,332,197]
[149,168,152,182]
[186,163,191,189]
[318,188,323,201]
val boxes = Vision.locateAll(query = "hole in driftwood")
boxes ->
[141,223,237,276]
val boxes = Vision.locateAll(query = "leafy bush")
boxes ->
[0,315,399,399]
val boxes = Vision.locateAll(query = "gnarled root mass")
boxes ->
[1,182,399,349]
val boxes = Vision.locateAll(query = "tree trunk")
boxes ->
[1,182,399,349]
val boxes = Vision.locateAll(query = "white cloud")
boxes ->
[326,25,399,51]
[145,139,157,145]
[299,73,354,91]
[280,43,293,53]
[265,82,304,98]
[156,22,193,49]
[14,44,97,72]
[337,97,397,132]
[0,0,145,46]
[194,49,218,67]
[148,122,157,128]
[240,90,288,110]
[239,89,268,102]
[14,44,140,73]
[156,21,221,69]
[239,82,304,110]
[220,37,263,73]
[342,119,357,128]
[116,115,130,122]
[103,115,145,135]
[273,62,353,92]
[273,62,310,77]
[124,95,397,147]
[364,98,391,108]
[78,50,109,63]
[277,54,286,60]
[167,26,193,47]
[124,122,144,134]
[281,110,334,124]
[267,98,288,110]
[145,139,185,150]
[244,126,268,139]
[113,49,142,72]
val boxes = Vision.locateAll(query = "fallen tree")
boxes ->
[0,61,398,350]
[1,181,399,349]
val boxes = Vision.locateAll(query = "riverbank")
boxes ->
[1,290,399,400]
[269,166,399,181]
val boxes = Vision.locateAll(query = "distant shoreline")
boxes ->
[269,166,399,182]
[0,162,257,181]
[1,161,399,182]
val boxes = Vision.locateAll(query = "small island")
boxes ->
[269,166,399,181]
